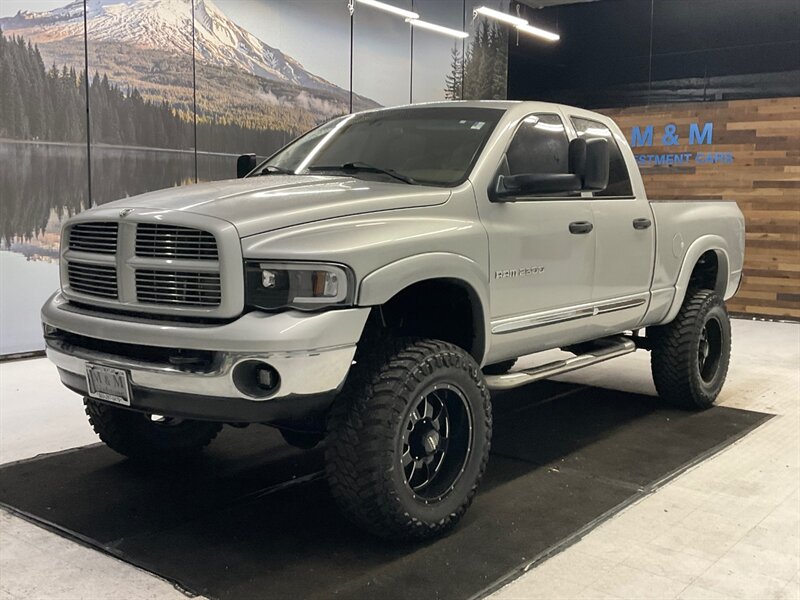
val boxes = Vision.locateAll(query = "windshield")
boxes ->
[253,106,505,186]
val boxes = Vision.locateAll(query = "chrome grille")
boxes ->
[135,270,221,307]
[135,224,218,260]
[68,222,118,254]
[67,262,118,299]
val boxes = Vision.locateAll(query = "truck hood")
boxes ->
[102,175,451,238]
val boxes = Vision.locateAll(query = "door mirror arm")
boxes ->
[491,173,582,202]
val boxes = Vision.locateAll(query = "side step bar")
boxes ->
[484,336,636,391]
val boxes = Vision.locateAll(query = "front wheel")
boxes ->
[325,339,492,541]
[650,289,731,410]
[85,398,222,461]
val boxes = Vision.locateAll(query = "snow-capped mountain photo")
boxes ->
[3,0,347,94]
[0,0,378,150]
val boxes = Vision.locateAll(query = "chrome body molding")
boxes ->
[42,292,371,401]
[45,336,356,402]
[491,296,647,335]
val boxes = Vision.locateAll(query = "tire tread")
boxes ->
[325,338,491,541]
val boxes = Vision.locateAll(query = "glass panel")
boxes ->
[262,106,504,186]
[506,114,569,175]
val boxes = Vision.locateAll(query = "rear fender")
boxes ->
[657,236,732,325]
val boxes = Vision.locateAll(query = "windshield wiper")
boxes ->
[307,162,417,185]
[257,165,294,176]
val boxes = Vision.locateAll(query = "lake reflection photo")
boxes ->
[0,141,236,354]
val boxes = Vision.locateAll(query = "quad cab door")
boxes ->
[476,112,597,363]
[569,115,655,335]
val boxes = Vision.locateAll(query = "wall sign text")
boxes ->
[628,122,734,167]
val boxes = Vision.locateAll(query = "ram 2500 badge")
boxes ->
[43,101,745,540]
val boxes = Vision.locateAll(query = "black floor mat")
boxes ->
[0,381,769,600]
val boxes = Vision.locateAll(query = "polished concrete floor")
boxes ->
[1,319,798,599]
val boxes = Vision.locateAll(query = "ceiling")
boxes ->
[517,0,597,8]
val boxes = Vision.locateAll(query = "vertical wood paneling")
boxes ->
[601,97,800,321]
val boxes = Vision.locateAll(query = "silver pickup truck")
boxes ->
[42,101,744,540]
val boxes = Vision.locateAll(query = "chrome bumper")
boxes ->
[42,292,370,403]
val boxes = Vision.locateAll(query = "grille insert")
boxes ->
[135,224,218,260]
[67,262,118,299]
[68,222,118,255]
[136,270,221,307]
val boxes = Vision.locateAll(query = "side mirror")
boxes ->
[237,154,257,178]
[569,137,609,191]
[493,137,610,201]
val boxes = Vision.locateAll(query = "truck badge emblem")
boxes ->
[494,266,545,279]
[119,208,134,217]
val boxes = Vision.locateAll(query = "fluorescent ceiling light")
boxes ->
[473,6,527,27]
[516,23,560,42]
[357,0,419,20]
[407,18,469,38]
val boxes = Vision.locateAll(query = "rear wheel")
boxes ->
[325,339,491,540]
[650,289,731,410]
[84,398,222,461]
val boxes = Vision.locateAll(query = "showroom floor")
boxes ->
[0,319,798,600]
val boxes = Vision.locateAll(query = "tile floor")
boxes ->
[0,319,798,599]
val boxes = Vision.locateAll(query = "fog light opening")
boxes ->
[233,360,281,398]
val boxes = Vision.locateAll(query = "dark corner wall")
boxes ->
[508,0,800,107]
[507,0,800,321]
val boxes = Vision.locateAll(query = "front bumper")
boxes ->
[42,292,370,423]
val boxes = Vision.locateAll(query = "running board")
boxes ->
[484,336,636,391]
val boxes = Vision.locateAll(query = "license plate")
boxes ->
[86,363,131,406]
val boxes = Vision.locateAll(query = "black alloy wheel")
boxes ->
[325,338,492,540]
[400,383,473,503]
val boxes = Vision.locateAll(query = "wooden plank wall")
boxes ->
[600,97,800,321]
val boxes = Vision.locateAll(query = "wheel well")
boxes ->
[363,279,485,361]
[689,250,721,293]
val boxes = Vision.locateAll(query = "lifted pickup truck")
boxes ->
[43,101,744,540]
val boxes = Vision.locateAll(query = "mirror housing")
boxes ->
[582,138,609,191]
[569,137,609,191]
[237,154,257,178]
[493,137,609,201]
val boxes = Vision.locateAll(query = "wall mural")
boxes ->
[0,0,509,355]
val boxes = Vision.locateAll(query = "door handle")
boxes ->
[633,218,652,230]
[569,221,594,234]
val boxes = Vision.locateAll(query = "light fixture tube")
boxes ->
[516,23,560,42]
[356,0,419,20]
[473,6,527,27]
[406,18,469,38]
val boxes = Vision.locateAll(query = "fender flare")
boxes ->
[657,235,731,325]
[357,252,490,363]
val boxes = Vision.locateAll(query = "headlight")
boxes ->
[245,261,353,311]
